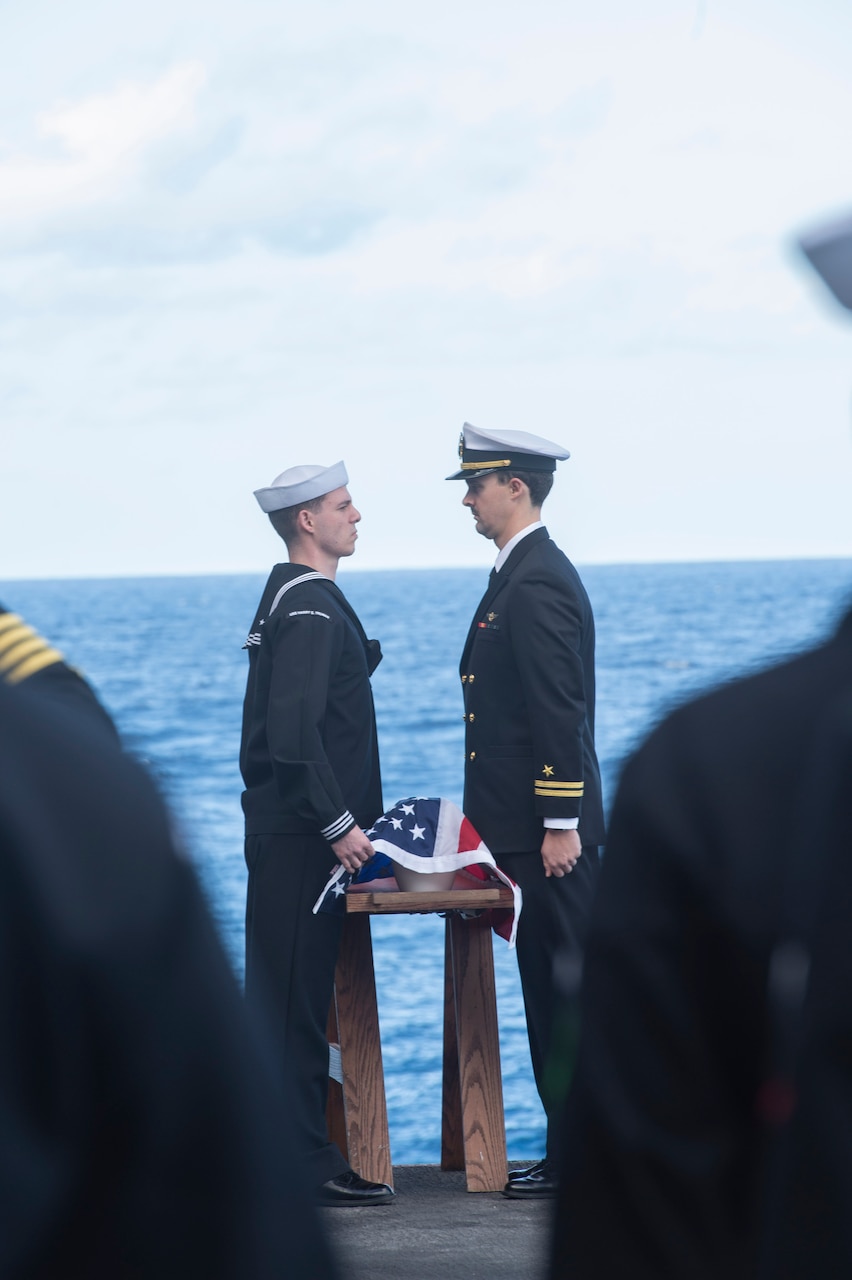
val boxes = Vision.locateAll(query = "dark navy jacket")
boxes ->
[240,564,383,843]
[460,527,605,854]
[0,603,118,743]
[553,608,852,1280]
[0,681,337,1279]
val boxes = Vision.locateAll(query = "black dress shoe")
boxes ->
[316,1170,395,1207]
[507,1157,546,1183]
[502,1158,557,1198]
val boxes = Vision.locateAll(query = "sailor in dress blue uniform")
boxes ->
[240,461,393,1207]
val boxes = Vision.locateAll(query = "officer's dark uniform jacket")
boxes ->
[0,637,337,1277]
[0,604,118,742]
[240,564,383,843]
[460,526,605,853]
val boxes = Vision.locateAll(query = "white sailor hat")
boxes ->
[253,460,349,513]
[446,423,571,481]
[799,209,852,312]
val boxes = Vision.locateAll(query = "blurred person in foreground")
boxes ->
[447,425,605,1198]
[240,462,392,1207]
[0,610,338,1276]
[0,603,118,739]
[550,211,852,1280]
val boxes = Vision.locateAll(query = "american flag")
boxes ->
[312,796,521,946]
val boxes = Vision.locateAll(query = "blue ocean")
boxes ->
[5,560,852,1164]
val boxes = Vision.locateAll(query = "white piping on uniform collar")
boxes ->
[269,571,330,615]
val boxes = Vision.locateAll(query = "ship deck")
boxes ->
[320,1164,553,1279]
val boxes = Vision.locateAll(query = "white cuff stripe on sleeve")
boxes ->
[323,811,354,841]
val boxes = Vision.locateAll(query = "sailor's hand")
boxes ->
[541,828,582,878]
[332,825,375,874]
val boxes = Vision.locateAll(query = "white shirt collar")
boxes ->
[493,521,543,573]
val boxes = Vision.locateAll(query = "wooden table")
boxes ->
[326,887,513,1192]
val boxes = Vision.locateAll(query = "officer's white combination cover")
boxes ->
[462,423,571,461]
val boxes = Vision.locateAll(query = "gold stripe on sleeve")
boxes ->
[5,648,65,684]
[0,620,36,658]
[0,633,47,673]
[0,612,25,636]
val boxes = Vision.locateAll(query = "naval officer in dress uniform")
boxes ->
[240,461,393,1207]
[0,603,118,742]
[0,616,338,1275]
[448,424,606,1198]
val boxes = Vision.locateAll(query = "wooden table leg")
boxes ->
[441,920,464,1170]
[331,912,394,1189]
[446,913,508,1192]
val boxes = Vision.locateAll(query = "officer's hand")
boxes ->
[541,828,582,878]
[332,825,375,874]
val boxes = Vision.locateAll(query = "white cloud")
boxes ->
[0,63,206,224]
[2,1,852,578]
[43,63,206,163]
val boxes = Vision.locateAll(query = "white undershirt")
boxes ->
[492,521,579,834]
[493,520,543,573]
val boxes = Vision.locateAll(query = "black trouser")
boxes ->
[498,845,601,1162]
[244,832,350,1186]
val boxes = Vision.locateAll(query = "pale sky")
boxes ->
[3,0,852,579]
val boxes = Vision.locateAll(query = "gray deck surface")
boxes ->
[319,1165,553,1280]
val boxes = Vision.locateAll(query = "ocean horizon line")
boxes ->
[3,551,852,587]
